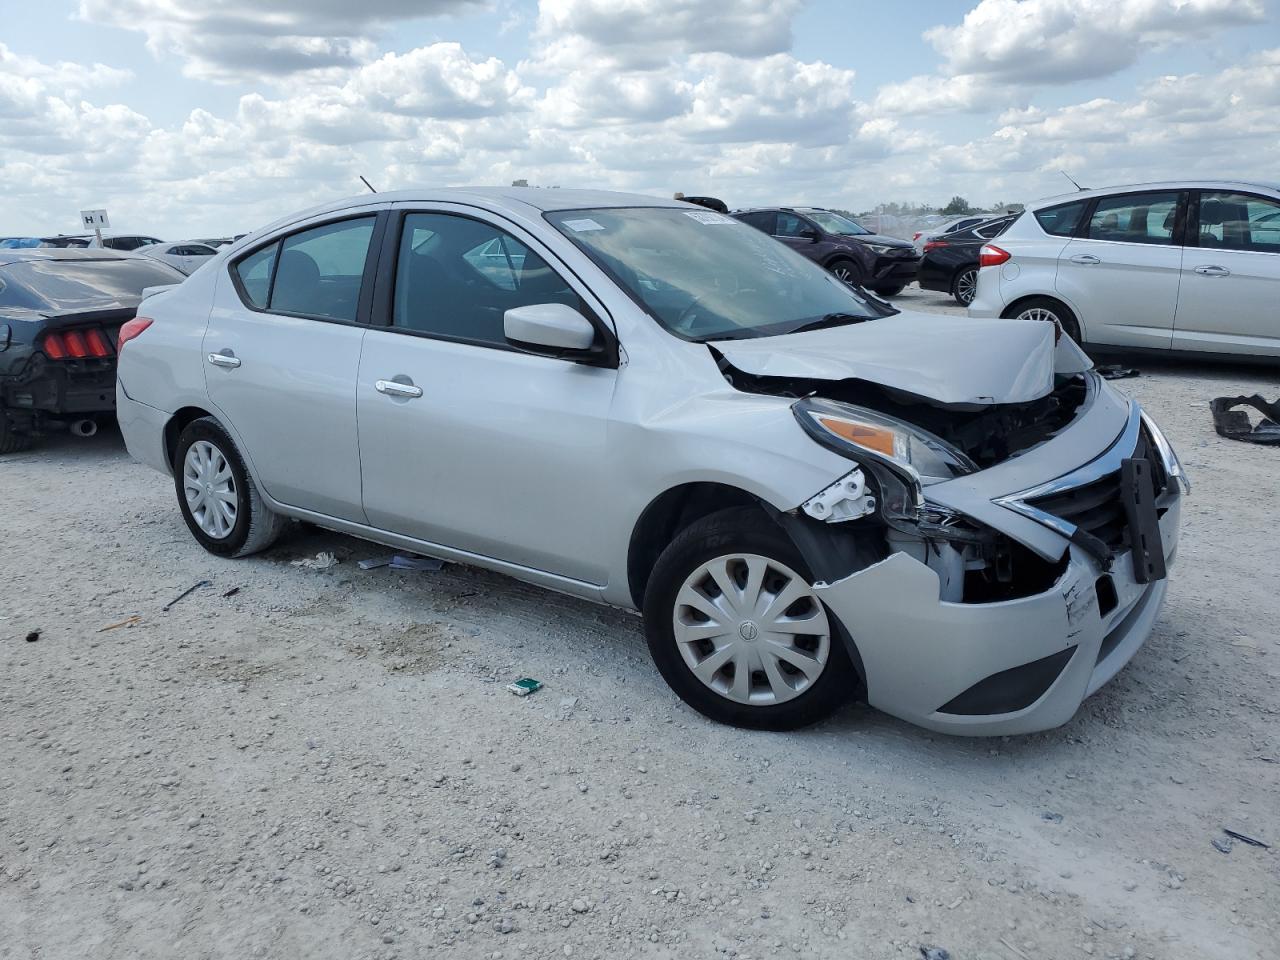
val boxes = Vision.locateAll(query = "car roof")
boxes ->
[239,187,691,251]
[0,248,136,269]
[1029,179,1280,209]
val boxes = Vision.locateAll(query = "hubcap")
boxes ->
[183,440,238,540]
[1016,306,1059,324]
[673,553,831,706]
[957,270,977,303]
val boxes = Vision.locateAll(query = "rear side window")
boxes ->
[736,211,776,233]
[1034,200,1087,237]
[235,245,276,309]
[1086,192,1180,245]
[233,217,375,321]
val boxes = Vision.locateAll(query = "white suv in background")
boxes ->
[968,180,1280,361]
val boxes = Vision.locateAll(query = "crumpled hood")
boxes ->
[715,311,1068,405]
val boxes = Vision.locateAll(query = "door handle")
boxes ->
[375,379,423,399]
[1070,254,1101,265]
[207,352,241,369]
[1194,265,1231,277]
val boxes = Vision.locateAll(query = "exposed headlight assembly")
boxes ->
[793,397,977,519]
[864,243,897,254]
[1140,409,1191,495]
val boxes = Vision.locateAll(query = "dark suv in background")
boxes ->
[731,206,919,295]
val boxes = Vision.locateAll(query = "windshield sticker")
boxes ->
[562,218,605,232]
[683,211,738,225]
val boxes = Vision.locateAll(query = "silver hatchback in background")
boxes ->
[969,179,1280,361]
[116,188,1186,735]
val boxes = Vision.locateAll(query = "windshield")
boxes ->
[804,210,872,236]
[546,207,894,341]
[0,258,184,311]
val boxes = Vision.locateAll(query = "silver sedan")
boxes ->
[115,188,1186,735]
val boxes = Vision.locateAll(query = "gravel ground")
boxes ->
[2,287,1278,960]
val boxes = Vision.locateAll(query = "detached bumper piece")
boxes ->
[1210,394,1280,445]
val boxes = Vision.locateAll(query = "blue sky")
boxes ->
[1,0,1277,237]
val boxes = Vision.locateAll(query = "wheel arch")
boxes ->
[163,406,218,472]
[999,293,1085,342]
[627,482,771,609]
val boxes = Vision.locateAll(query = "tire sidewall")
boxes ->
[642,511,854,730]
[173,419,255,557]
[828,258,862,287]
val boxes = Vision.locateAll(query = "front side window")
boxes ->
[1197,192,1280,253]
[393,213,578,346]
[547,206,895,342]
[1034,200,1087,237]
[775,213,814,238]
[1086,192,1180,245]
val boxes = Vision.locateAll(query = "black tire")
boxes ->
[642,507,856,731]
[172,417,287,558]
[827,258,863,287]
[0,406,33,454]
[952,268,978,306]
[1002,296,1082,344]
[873,284,905,297]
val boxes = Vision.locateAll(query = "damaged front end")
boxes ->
[721,344,1185,735]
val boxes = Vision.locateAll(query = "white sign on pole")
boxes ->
[80,209,110,229]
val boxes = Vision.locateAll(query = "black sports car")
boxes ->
[918,215,1019,305]
[0,249,185,451]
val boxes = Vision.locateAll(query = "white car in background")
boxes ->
[134,241,219,275]
[968,180,1280,361]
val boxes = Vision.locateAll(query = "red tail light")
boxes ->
[979,244,1011,268]
[912,231,922,241]
[85,329,112,357]
[922,240,948,253]
[62,330,88,357]
[117,316,153,350]
[42,332,68,359]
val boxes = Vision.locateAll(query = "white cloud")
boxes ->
[927,0,1265,84]
[533,0,803,71]
[76,0,485,81]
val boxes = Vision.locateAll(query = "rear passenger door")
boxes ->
[204,211,386,521]
[1173,190,1280,357]
[1056,191,1186,349]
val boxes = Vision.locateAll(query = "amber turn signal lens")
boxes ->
[816,417,897,457]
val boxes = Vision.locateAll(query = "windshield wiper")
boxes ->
[785,312,873,335]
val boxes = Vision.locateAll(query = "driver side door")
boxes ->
[356,206,620,585]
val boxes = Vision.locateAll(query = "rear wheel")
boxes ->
[952,267,978,305]
[643,507,855,730]
[0,406,33,454]
[1003,296,1082,344]
[828,258,863,287]
[173,417,287,558]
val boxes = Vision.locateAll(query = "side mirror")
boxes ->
[800,228,820,242]
[504,303,596,351]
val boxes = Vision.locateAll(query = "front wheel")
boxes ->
[828,259,863,287]
[643,507,856,730]
[173,417,287,558]
[952,268,978,305]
